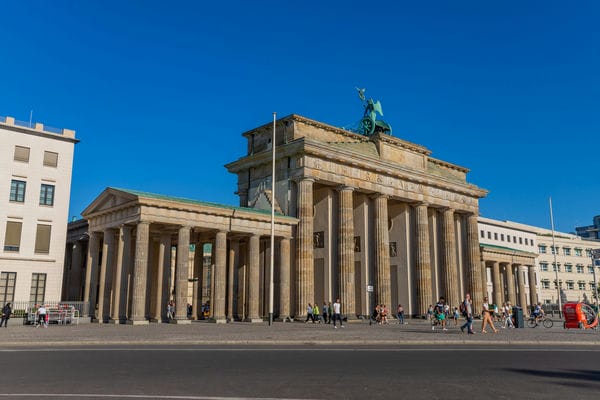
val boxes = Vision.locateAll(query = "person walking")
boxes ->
[396,304,404,325]
[0,303,12,327]
[460,293,474,334]
[313,303,321,323]
[481,296,498,333]
[322,302,329,324]
[503,302,515,328]
[453,307,460,326]
[433,297,447,331]
[332,298,344,328]
[36,304,47,328]
[305,303,314,323]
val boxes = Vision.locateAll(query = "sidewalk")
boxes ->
[1,318,599,347]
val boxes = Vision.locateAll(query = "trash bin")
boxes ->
[512,306,524,328]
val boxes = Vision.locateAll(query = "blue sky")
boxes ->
[1,1,598,233]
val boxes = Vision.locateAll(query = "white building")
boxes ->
[0,115,77,305]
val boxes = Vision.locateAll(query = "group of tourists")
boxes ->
[305,299,344,328]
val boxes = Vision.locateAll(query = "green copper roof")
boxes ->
[110,187,295,220]
[480,243,537,256]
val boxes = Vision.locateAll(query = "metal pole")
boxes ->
[269,112,276,326]
[549,197,561,318]
[591,249,599,312]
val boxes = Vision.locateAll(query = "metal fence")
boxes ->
[43,125,63,134]
[8,301,88,318]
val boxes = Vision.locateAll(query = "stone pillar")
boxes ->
[212,231,228,323]
[111,225,131,323]
[227,239,239,321]
[83,231,101,318]
[481,261,488,301]
[97,229,115,323]
[505,263,516,305]
[279,237,291,321]
[246,234,261,322]
[70,241,83,299]
[295,178,314,318]
[465,213,484,314]
[153,233,170,322]
[174,226,191,324]
[128,221,150,325]
[441,208,459,308]
[338,186,356,317]
[528,265,538,306]
[415,203,432,316]
[492,261,503,308]
[517,264,528,309]
[374,194,391,308]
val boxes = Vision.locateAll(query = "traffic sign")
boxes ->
[367,285,374,292]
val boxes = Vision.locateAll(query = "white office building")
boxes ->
[0,115,77,305]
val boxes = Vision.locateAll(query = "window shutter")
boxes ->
[43,151,58,167]
[4,222,23,249]
[14,146,30,162]
[35,224,52,253]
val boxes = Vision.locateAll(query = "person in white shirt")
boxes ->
[36,305,47,328]
[332,298,344,328]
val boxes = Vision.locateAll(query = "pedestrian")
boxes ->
[381,304,389,324]
[305,303,314,323]
[327,302,333,324]
[313,303,321,323]
[453,307,459,326]
[167,301,175,321]
[322,302,329,324]
[427,305,434,322]
[37,304,47,328]
[503,302,514,329]
[460,293,474,334]
[332,298,344,328]
[433,297,447,331]
[481,296,498,334]
[0,303,12,327]
[396,304,404,325]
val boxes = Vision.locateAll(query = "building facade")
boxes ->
[0,115,77,304]
[575,216,600,240]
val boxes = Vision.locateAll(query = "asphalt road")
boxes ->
[0,345,598,400]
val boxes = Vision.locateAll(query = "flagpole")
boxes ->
[269,112,276,326]
[549,197,562,317]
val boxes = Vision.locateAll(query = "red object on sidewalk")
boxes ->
[562,302,598,329]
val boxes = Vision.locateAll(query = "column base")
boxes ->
[244,317,263,323]
[276,316,292,322]
[210,317,228,324]
[170,319,192,324]
[126,319,149,325]
[109,318,123,324]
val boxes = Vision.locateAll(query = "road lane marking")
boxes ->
[1,347,600,352]
[0,395,314,400]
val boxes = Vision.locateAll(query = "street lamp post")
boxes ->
[591,249,600,312]
[549,197,562,317]
[268,112,276,326]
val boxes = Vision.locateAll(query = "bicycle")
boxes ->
[527,314,553,328]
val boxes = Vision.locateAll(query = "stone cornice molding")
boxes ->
[371,132,431,156]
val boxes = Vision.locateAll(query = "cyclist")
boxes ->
[532,302,544,323]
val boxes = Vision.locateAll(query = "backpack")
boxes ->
[459,301,467,317]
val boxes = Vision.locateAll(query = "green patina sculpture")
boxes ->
[356,87,392,136]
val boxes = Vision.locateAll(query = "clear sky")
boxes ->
[1,1,598,233]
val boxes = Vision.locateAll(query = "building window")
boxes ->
[566,281,574,290]
[541,280,550,289]
[552,263,561,272]
[513,236,517,242]
[563,248,571,256]
[588,266,595,274]
[578,281,586,290]
[539,245,547,254]
[30,273,46,303]
[43,151,58,167]
[0,272,17,303]
[531,239,535,247]
[494,232,498,240]
[576,265,584,274]
[14,145,30,162]
[585,249,592,257]
[551,246,559,255]
[590,282,596,290]
[487,232,491,239]
[34,224,52,254]
[3,221,23,252]
[554,280,562,289]
[501,234,505,241]
[480,230,484,238]
[565,264,573,273]
[39,184,55,206]
[540,263,548,272]
[519,237,523,244]
[575,248,583,257]
[525,238,528,245]
[9,180,26,202]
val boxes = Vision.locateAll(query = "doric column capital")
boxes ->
[336,185,355,192]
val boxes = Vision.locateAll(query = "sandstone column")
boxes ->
[111,225,131,323]
[97,229,115,323]
[505,263,516,305]
[465,213,484,314]
[374,194,391,308]
[153,233,170,322]
[441,208,459,308]
[415,203,432,316]
[517,264,528,309]
[246,234,261,322]
[492,261,503,308]
[227,239,239,321]
[338,186,356,317]
[279,237,291,321]
[174,226,191,323]
[70,240,83,299]
[83,231,101,318]
[481,261,488,301]
[128,221,150,325]
[212,231,228,323]
[528,265,538,306]
[295,178,314,318]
